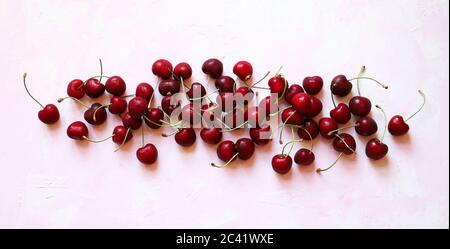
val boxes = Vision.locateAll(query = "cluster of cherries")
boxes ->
[22,58,425,174]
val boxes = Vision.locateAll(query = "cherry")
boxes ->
[281,107,303,126]
[137,143,158,164]
[186,82,207,101]
[135,83,154,102]
[330,103,351,124]
[318,117,338,139]
[330,75,352,97]
[365,105,389,160]
[332,133,356,155]
[200,128,222,144]
[233,61,253,81]
[122,111,142,130]
[215,76,235,92]
[235,86,254,106]
[179,103,202,126]
[108,96,128,115]
[259,96,277,116]
[216,92,236,112]
[67,121,88,140]
[22,73,60,124]
[152,59,173,80]
[202,58,223,79]
[173,62,192,80]
[144,108,164,129]
[284,84,304,104]
[271,155,292,174]
[84,103,107,125]
[223,108,246,129]
[268,75,288,97]
[297,119,319,140]
[303,76,323,95]
[305,95,322,117]
[235,138,255,160]
[67,79,85,99]
[388,90,426,136]
[291,93,311,114]
[158,79,180,96]
[294,149,315,166]
[245,106,265,128]
[174,128,196,147]
[112,125,133,145]
[201,103,218,123]
[212,141,237,166]
[161,95,181,115]
[128,96,149,119]
[249,125,272,145]
[355,116,378,136]
[349,96,372,117]
[84,78,105,98]
[105,76,126,96]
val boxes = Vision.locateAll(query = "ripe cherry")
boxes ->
[332,133,356,155]
[259,96,277,116]
[202,58,223,79]
[235,86,254,106]
[67,79,85,99]
[388,90,426,136]
[152,59,173,80]
[212,141,237,167]
[215,76,235,92]
[291,93,311,114]
[271,155,292,174]
[173,62,192,80]
[297,118,319,140]
[319,117,338,139]
[349,96,372,117]
[158,79,180,96]
[137,143,158,164]
[330,75,352,97]
[284,84,304,104]
[135,83,154,102]
[84,103,108,125]
[268,75,288,97]
[355,116,378,136]
[366,105,389,160]
[249,125,272,145]
[281,107,303,126]
[67,121,89,140]
[294,149,315,166]
[128,96,149,119]
[108,96,128,115]
[112,125,133,145]
[161,95,181,115]
[144,108,164,129]
[173,128,196,147]
[305,96,322,117]
[22,73,60,124]
[216,92,236,112]
[235,138,255,160]
[122,111,142,130]
[105,76,126,96]
[233,61,253,81]
[179,103,202,126]
[330,103,351,124]
[303,76,323,95]
[200,128,222,144]
[84,78,105,98]
[186,82,207,101]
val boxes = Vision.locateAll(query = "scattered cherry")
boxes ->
[366,105,389,160]
[105,76,126,96]
[144,108,164,129]
[330,103,351,124]
[200,128,222,144]
[186,82,207,101]
[294,148,315,166]
[128,96,149,119]
[84,78,105,98]
[67,79,85,99]
[67,121,89,140]
[174,128,196,147]
[388,90,426,136]
[84,103,107,125]
[291,93,311,114]
[332,133,356,155]
[271,155,292,174]
[137,143,158,164]
[330,75,352,97]
[349,96,372,117]
[233,61,253,81]
[135,83,154,102]
[158,79,180,96]
[297,119,319,140]
[108,96,128,115]
[303,76,323,95]
[305,95,322,117]
[281,107,303,126]
[249,125,272,145]
[202,58,223,79]
[215,76,235,92]
[122,111,142,130]
[268,75,288,97]
[161,95,181,115]
[235,138,255,160]
[112,125,133,145]
[284,84,304,104]
[355,116,378,136]
[174,62,192,80]
[319,117,338,139]
[152,59,172,80]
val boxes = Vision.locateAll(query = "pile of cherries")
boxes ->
[23,58,425,174]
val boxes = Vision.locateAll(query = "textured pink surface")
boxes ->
[0,0,448,228]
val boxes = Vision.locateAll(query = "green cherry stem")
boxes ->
[375,104,387,142]
[405,90,426,122]
[57,96,90,109]
[356,65,366,96]
[211,153,239,168]
[249,71,271,88]
[278,111,296,144]
[22,73,44,109]
[114,128,132,152]
[316,152,343,173]
[82,135,114,143]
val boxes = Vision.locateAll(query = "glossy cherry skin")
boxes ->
[122,112,142,130]
[84,78,105,98]
[330,103,351,124]
[67,79,85,99]
[235,86,253,106]
[233,61,253,81]
[349,96,371,117]
[84,103,107,125]
[388,115,409,136]
[303,76,323,95]
[217,140,237,162]
[158,79,180,96]
[259,96,277,116]
[144,108,164,129]
[215,76,235,92]
[291,93,311,114]
[330,75,352,97]
[152,59,172,80]
[161,95,181,115]
[112,125,133,145]
[271,155,292,174]
[365,138,388,160]
[105,76,126,96]
[281,107,303,125]
[249,125,271,145]
[355,116,378,136]
[332,133,356,154]
[202,58,223,79]
[136,143,158,164]
[200,128,222,144]
[186,82,206,101]
[135,83,154,102]
[319,117,338,139]
[108,96,127,115]
[179,103,201,126]
[297,118,319,140]
[128,96,149,119]
[38,104,60,124]
[268,76,288,97]
[174,62,192,80]
[294,149,315,166]
[305,96,322,117]
[67,121,88,140]
[235,138,255,160]
[284,84,304,104]
[175,128,196,147]
[216,92,236,112]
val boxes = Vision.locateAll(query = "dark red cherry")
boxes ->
[388,115,409,136]
[200,128,222,144]
[67,121,88,140]
[233,61,253,81]
[144,108,164,129]
[158,79,180,96]
[67,79,85,99]
[128,96,149,119]
[294,149,315,166]
[319,117,338,139]
[330,103,351,124]
[291,93,311,114]
[84,103,107,125]
[216,92,236,112]
[235,138,255,160]
[268,75,288,97]
[108,96,127,115]
[365,138,388,160]
[136,143,158,164]
[216,140,237,162]
[202,58,223,79]
[284,84,304,104]
[135,83,154,102]
[122,111,142,130]
[161,95,181,115]
[330,75,352,97]
[332,133,356,155]
[235,86,254,106]
[249,125,272,145]
[349,96,371,116]
[152,59,172,80]
[281,107,303,125]
[297,118,319,140]
[38,104,60,124]
[84,78,105,98]
[271,155,292,174]
[215,76,235,92]
[303,76,323,95]
[175,128,196,147]
[105,76,126,96]
[112,125,133,145]
[305,95,322,117]
[201,103,218,123]
[173,62,192,80]
[355,116,378,136]
[186,82,206,101]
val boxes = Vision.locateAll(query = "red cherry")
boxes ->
[174,128,196,147]
[249,125,272,145]
[67,121,88,140]
[349,96,371,116]
[84,103,107,125]
[388,115,409,136]
[128,96,149,119]
[366,138,388,160]
[84,78,105,98]
[179,103,201,126]
[38,104,60,124]
[223,108,245,129]
[284,84,304,104]
[200,103,217,123]
[215,140,237,163]
[268,75,288,97]
[105,76,126,96]
[186,82,207,101]
[235,86,254,106]
[161,95,181,115]
[215,76,235,92]
[158,79,180,96]
[233,61,253,81]
[297,118,319,140]
[332,133,356,154]
[152,59,173,80]
[122,111,142,130]
[281,107,303,125]
[259,96,277,116]
[330,75,352,97]
[294,149,315,166]
[112,125,133,145]
[202,58,223,79]
[216,92,236,112]
[291,93,311,114]
[67,79,85,99]
[200,128,223,144]
[235,138,255,160]
[271,155,292,174]
[136,143,158,164]
[355,116,378,136]
[319,117,338,139]
[108,96,127,115]
[305,95,322,117]
[135,83,154,102]
[330,103,351,124]
[303,76,323,95]
[173,62,192,80]
[245,106,265,128]
[144,108,164,129]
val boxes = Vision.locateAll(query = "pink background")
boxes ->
[0,0,448,228]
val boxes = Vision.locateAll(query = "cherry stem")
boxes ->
[348,76,388,93]
[405,90,426,122]
[375,105,387,142]
[57,96,90,109]
[278,77,288,100]
[356,65,366,96]
[278,111,296,144]
[124,94,135,98]
[286,128,296,155]
[141,117,145,147]
[249,71,271,88]
[162,129,180,137]
[281,139,302,156]
[331,91,337,108]
[114,128,131,152]
[269,105,292,117]
[211,153,239,168]
[275,66,283,76]
[82,135,113,143]
[148,79,161,108]
[98,59,103,83]
[222,121,249,132]
[327,123,358,136]
[93,104,110,122]
[335,133,356,154]
[316,152,343,173]
[22,73,44,109]
[297,126,314,151]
